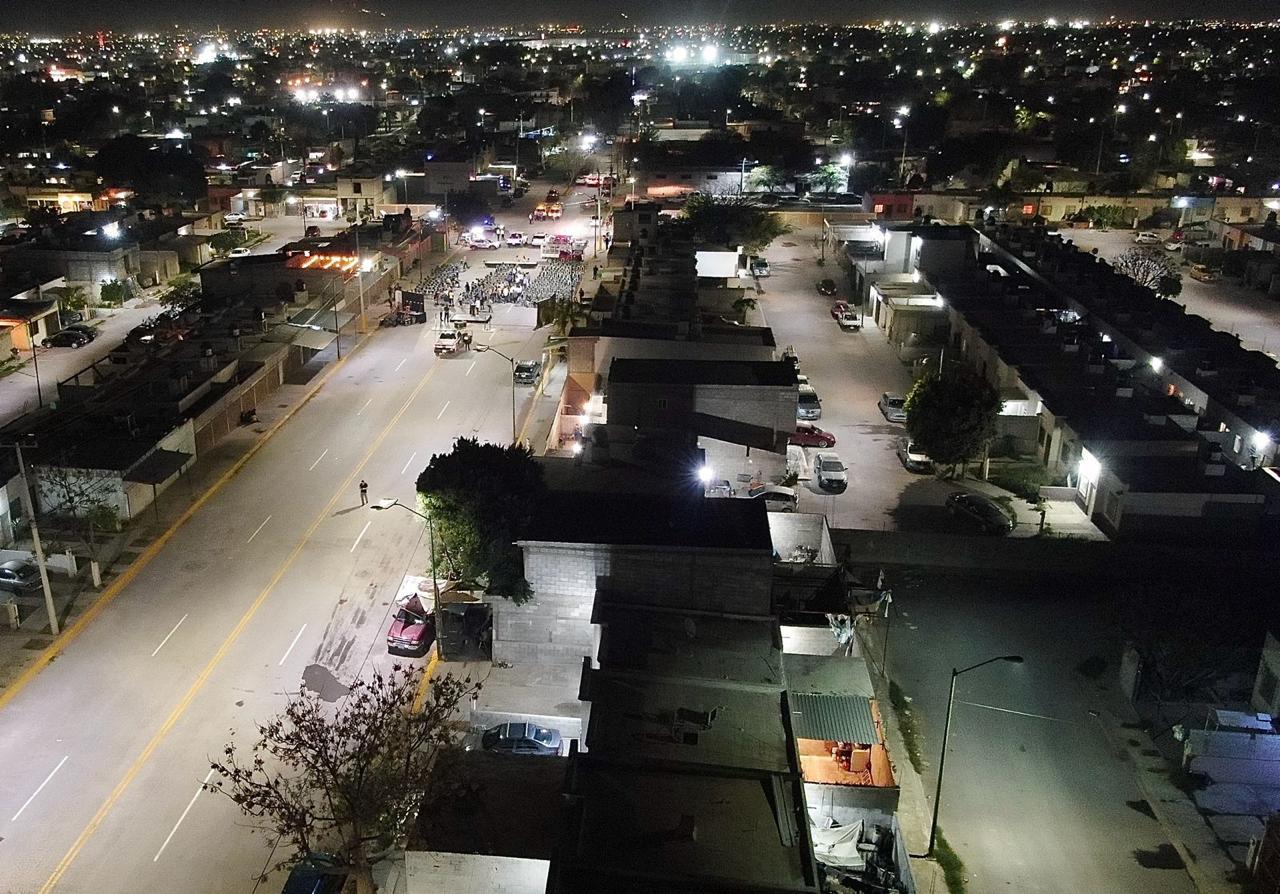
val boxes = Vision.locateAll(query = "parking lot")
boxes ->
[754,226,1101,538]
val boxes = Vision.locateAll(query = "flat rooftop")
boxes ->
[412,749,568,859]
[523,491,773,552]
[553,762,815,893]
[594,606,783,689]
[584,675,791,773]
[609,358,798,388]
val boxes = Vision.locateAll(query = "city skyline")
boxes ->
[1,2,1277,32]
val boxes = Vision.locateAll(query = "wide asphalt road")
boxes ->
[0,248,558,892]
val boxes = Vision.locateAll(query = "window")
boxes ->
[874,203,885,214]
[1022,204,1036,216]
[656,398,667,410]
[351,182,362,194]
[706,174,718,180]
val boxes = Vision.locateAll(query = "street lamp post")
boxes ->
[476,344,518,443]
[894,106,911,187]
[10,442,58,635]
[925,654,1024,857]
[371,498,441,639]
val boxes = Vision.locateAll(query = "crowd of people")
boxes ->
[464,264,535,306]
[526,261,585,304]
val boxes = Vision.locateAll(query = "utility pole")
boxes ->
[12,443,58,635]
[354,223,367,333]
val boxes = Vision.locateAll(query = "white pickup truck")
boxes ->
[434,324,473,356]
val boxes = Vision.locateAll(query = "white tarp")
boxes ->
[809,820,866,870]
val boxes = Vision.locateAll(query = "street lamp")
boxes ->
[925,654,1024,857]
[394,168,408,205]
[475,343,519,443]
[894,107,910,187]
[371,498,441,616]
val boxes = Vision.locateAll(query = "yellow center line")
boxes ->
[39,361,442,893]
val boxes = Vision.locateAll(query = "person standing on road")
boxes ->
[359,480,369,505]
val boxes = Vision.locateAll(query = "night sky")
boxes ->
[0,0,1266,33]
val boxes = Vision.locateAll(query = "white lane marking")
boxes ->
[401,451,418,475]
[466,360,476,376]
[153,769,215,862]
[278,623,308,667]
[957,701,1070,723]
[350,520,371,553]
[395,358,406,372]
[308,449,328,471]
[11,755,69,822]
[436,401,450,419]
[246,515,272,543]
[357,397,372,416]
[151,614,189,657]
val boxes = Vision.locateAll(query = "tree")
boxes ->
[51,284,89,314]
[444,192,492,231]
[160,273,201,311]
[208,666,477,894]
[211,230,246,254]
[748,165,790,192]
[416,439,545,603]
[99,280,128,307]
[805,163,848,194]
[680,194,792,254]
[904,370,1003,477]
[1113,248,1181,295]
[94,134,207,207]
[35,465,120,562]
[546,293,586,337]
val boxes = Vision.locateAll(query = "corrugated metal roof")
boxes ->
[790,692,878,744]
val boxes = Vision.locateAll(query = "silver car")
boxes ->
[879,393,907,423]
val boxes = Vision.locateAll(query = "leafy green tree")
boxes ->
[53,284,89,314]
[904,370,1003,477]
[445,192,492,231]
[161,273,201,310]
[1156,273,1183,300]
[209,666,477,894]
[546,294,586,336]
[416,439,545,603]
[211,230,246,253]
[805,163,848,193]
[748,165,790,192]
[94,134,207,206]
[99,280,128,307]
[681,194,792,254]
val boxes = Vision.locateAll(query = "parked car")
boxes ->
[63,323,98,341]
[228,247,252,258]
[305,225,321,237]
[896,438,932,473]
[1189,264,1218,282]
[513,359,542,385]
[528,233,548,247]
[42,329,91,348]
[814,452,848,492]
[546,189,560,202]
[468,238,500,250]
[946,492,1016,535]
[223,212,246,224]
[704,478,735,498]
[789,422,836,448]
[830,300,850,319]
[878,393,908,423]
[282,854,345,894]
[506,231,526,247]
[0,559,40,595]
[749,256,771,277]
[797,384,822,420]
[1163,240,1183,252]
[836,310,862,331]
[386,595,435,657]
[481,722,563,756]
[816,278,839,296]
[59,310,85,326]
[1133,231,1160,245]
[747,484,798,512]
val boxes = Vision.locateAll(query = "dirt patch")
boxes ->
[1133,844,1185,870]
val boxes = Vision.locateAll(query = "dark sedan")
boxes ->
[481,722,563,756]
[816,278,838,296]
[42,329,91,349]
[945,492,1016,535]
